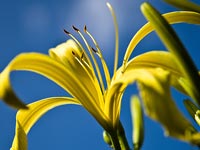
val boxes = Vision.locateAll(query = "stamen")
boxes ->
[72,25,79,32]
[84,25,87,32]
[91,47,98,53]
[72,50,92,76]
[81,52,84,60]
[84,26,111,87]
[72,50,75,56]
[64,27,105,107]
[63,28,95,75]
[91,47,103,58]
[74,26,106,93]
[106,2,119,75]
[63,29,70,35]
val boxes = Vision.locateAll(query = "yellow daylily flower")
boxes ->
[1,2,200,149]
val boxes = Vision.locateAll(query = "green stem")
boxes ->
[117,122,130,150]
[109,130,121,150]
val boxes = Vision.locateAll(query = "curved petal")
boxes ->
[126,51,186,93]
[11,121,28,150]
[49,40,104,110]
[116,51,188,94]
[0,68,28,109]
[107,50,187,128]
[10,97,80,150]
[0,53,108,126]
[111,67,198,143]
[123,11,200,68]
[137,68,199,144]
[106,68,158,127]
[104,82,124,128]
[125,51,180,76]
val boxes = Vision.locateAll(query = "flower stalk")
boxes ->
[109,130,121,150]
[117,122,130,150]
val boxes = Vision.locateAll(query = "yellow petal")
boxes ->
[123,51,187,94]
[2,52,111,131]
[0,68,28,109]
[115,50,180,87]
[138,68,197,143]
[110,66,196,143]
[10,97,80,150]
[127,51,183,91]
[105,82,124,128]
[1,52,105,118]
[49,40,105,116]
[107,68,158,128]
[125,51,179,74]
[49,39,89,68]
[123,10,200,69]
[10,121,28,150]
[107,67,159,128]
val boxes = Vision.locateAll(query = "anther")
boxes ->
[91,47,98,53]
[91,47,102,59]
[72,51,75,56]
[63,29,70,35]
[84,25,87,32]
[81,52,84,60]
[72,25,79,32]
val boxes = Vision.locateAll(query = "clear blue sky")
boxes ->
[0,0,200,149]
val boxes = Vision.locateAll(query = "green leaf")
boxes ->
[10,97,80,150]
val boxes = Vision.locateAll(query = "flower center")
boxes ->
[64,26,110,94]
[62,2,119,94]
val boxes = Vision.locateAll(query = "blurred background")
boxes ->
[0,0,200,149]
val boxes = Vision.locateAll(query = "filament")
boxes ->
[84,26,111,88]
[106,2,119,75]
[64,29,95,75]
[72,26,106,94]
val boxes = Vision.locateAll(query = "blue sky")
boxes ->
[0,0,200,149]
